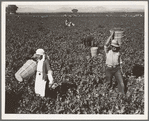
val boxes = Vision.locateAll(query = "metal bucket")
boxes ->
[114,31,124,46]
[91,47,98,57]
[15,59,37,82]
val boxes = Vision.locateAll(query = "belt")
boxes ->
[106,65,119,68]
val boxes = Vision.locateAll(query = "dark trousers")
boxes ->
[105,65,125,94]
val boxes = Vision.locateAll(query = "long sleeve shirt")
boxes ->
[42,58,51,81]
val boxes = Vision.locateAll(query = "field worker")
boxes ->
[65,18,75,27]
[33,49,53,97]
[104,31,125,94]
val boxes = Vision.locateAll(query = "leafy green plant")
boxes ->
[6,13,144,114]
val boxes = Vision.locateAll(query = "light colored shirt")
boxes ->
[104,45,122,66]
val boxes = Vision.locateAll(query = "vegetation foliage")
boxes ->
[5,13,144,114]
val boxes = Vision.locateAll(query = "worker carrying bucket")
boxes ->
[15,48,54,97]
[90,41,103,58]
[104,30,125,94]
[90,47,98,57]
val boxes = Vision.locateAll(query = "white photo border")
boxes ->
[1,1,148,120]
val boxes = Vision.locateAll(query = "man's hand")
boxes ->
[48,70,53,75]
[110,30,114,35]
[48,70,53,87]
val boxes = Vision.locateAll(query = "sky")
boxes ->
[3,1,146,13]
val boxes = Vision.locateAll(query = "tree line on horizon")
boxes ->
[6,5,79,14]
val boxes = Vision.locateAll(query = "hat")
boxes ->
[111,39,120,47]
[36,49,45,55]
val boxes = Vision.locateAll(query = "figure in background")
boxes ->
[104,31,125,94]
[65,18,75,27]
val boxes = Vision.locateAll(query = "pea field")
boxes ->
[5,12,145,114]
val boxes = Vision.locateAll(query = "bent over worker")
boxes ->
[104,31,125,94]
[65,18,75,27]
[32,49,53,97]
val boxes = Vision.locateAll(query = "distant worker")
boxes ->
[104,31,125,94]
[32,49,54,97]
[65,18,75,27]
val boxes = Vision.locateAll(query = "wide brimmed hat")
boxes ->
[111,39,120,47]
[36,48,45,55]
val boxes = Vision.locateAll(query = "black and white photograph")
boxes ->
[1,1,148,120]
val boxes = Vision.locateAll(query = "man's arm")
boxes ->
[45,59,54,86]
[104,31,114,53]
[105,31,114,46]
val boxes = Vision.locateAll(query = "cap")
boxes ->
[36,49,45,55]
[111,39,120,47]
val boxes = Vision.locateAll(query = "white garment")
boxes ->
[106,50,120,66]
[35,55,46,97]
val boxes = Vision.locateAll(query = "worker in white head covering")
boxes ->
[33,48,53,97]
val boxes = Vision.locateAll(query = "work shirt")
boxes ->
[104,45,122,66]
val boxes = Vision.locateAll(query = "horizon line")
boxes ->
[15,11,144,13]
